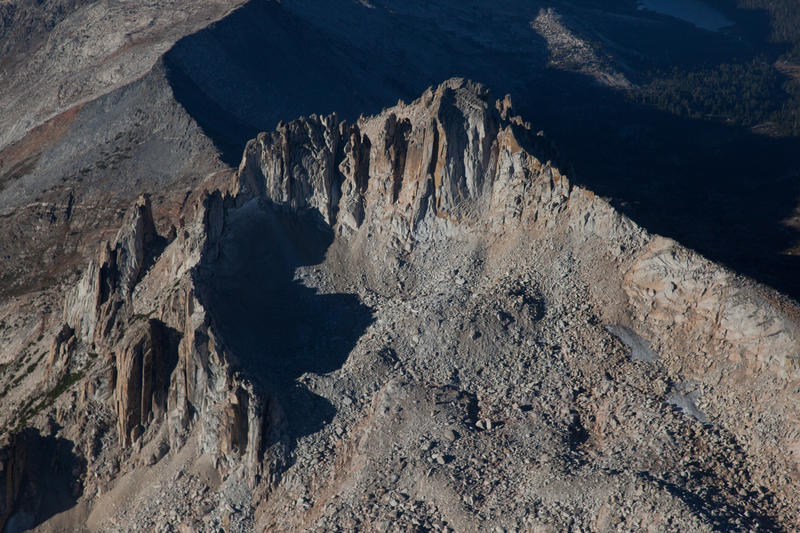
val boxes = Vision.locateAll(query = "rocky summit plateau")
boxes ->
[2,1,800,532]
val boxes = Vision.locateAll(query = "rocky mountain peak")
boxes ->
[2,78,800,531]
[62,193,163,345]
[234,78,565,247]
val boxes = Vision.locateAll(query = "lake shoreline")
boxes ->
[638,0,734,31]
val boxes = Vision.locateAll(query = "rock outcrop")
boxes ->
[63,194,159,345]
[52,185,271,496]
[114,318,179,448]
[235,79,567,246]
[3,79,800,531]
[45,324,76,382]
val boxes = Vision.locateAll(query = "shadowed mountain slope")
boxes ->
[163,0,800,299]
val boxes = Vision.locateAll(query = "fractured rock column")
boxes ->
[45,324,76,382]
[115,319,179,447]
[337,123,371,234]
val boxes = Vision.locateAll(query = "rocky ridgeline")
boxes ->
[2,79,800,531]
[40,78,566,492]
[55,188,268,469]
[233,79,569,242]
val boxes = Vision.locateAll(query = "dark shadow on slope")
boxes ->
[200,199,373,446]
[163,0,411,166]
[534,68,800,298]
[164,57,261,165]
[0,428,86,533]
[166,0,800,299]
[637,470,782,532]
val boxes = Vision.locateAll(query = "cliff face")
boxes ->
[2,79,800,532]
[234,80,569,246]
[56,186,267,469]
